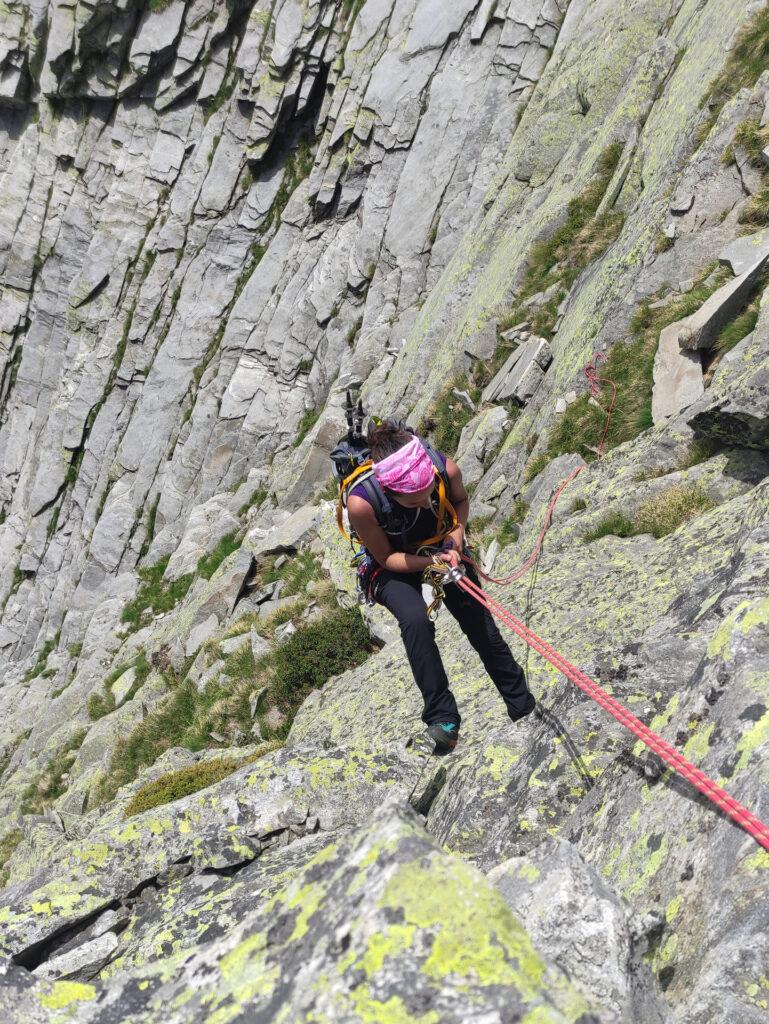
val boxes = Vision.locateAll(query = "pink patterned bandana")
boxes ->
[374,436,436,493]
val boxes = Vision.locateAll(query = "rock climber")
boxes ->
[346,420,536,753]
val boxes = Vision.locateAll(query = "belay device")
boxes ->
[329,393,458,605]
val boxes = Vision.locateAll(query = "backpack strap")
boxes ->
[420,440,450,490]
[337,461,374,546]
[359,476,393,527]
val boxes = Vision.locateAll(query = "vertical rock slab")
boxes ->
[652,321,704,424]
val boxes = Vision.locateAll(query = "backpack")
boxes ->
[330,395,456,552]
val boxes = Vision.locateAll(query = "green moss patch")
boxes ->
[122,742,281,818]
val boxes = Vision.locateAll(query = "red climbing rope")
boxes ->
[455,571,769,852]
[439,351,769,851]
[472,352,617,587]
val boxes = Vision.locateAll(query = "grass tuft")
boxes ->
[261,550,321,597]
[95,587,374,807]
[714,294,761,354]
[583,485,714,543]
[21,729,88,814]
[496,499,529,547]
[522,451,552,484]
[419,374,480,457]
[197,533,241,580]
[532,266,732,474]
[24,633,60,683]
[708,10,769,116]
[734,118,769,166]
[122,743,281,818]
[294,407,322,447]
[0,829,23,889]
[88,652,151,721]
[677,438,720,471]
[121,557,194,632]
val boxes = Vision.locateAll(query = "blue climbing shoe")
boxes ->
[426,722,459,754]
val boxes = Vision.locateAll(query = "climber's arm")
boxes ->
[347,495,434,574]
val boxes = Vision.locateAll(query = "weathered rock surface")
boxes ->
[490,838,670,1022]
[1,0,769,1021]
[2,802,608,1023]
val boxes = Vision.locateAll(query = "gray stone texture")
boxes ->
[1,2,769,1022]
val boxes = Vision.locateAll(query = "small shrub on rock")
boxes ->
[269,608,375,718]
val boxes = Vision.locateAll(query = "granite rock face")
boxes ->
[1,1,769,1021]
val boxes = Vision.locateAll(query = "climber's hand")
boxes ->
[438,548,461,569]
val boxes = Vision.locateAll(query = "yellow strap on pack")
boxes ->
[337,461,375,545]
[418,472,459,548]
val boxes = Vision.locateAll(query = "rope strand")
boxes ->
[456,573,769,851]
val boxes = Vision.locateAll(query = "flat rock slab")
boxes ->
[32,930,118,982]
[247,504,321,558]
[680,258,769,352]
[482,336,553,404]
[670,191,694,214]
[719,228,769,277]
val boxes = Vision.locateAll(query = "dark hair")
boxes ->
[367,420,413,461]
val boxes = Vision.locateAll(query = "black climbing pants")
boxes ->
[376,564,534,727]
